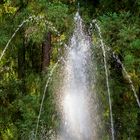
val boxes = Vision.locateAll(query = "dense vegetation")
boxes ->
[0,0,140,139]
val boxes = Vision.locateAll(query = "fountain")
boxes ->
[2,6,139,139]
[56,12,100,140]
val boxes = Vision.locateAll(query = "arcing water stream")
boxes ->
[92,20,115,140]
[0,15,59,62]
[34,58,61,140]
[112,53,140,108]
[57,12,100,140]
[0,15,37,61]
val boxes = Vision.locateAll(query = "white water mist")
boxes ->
[57,12,100,140]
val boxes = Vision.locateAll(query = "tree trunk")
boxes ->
[41,32,51,71]
[18,38,26,93]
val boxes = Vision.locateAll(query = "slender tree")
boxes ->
[42,32,52,71]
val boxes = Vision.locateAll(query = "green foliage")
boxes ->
[25,20,47,43]
[0,0,140,139]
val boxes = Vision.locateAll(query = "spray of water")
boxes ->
[57,12,100,140]
[92,19,115,140]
